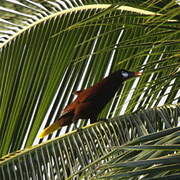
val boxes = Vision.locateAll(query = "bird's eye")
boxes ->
[121,71,129,78]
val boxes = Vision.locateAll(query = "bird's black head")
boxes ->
[113,69,142,81]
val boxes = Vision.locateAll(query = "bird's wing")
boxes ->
[62,98,79,114]
[73,90,83,95]
[77,87,101,103]
[61,86,101,116]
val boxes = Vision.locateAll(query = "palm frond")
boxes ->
[0,103,179,179]
[96,133,180,179]
[0,0,179,157]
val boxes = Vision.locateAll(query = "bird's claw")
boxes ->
[74,123,83,133]
[76,127,83,133]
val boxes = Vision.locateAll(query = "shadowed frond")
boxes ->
[0,0,180,157]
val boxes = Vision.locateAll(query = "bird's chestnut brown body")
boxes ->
[39,69,142,138]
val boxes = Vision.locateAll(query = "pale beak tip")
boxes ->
[134,72,142,76]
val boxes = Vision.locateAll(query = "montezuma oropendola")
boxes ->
[39,69,142,138]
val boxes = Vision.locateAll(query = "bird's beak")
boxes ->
[134,72,142,77]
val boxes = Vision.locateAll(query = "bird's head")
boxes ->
[115,69,142,81]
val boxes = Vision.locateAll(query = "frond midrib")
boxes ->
[0,103,179,166]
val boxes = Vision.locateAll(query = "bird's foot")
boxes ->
[76,127,83,133]
[74,123,83,133]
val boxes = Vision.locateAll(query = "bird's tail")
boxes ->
[38,121,61,138]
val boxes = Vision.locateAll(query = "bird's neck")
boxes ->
[95,75,123,91]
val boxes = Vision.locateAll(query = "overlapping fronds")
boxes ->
[95,132,180,179]
[0,104,179,179]
[0,0,179,158]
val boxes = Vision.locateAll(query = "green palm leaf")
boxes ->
[0,0,180,179]
[0,103,179,179]
[0,1,179,156]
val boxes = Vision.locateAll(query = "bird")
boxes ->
[38,69,142,138]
